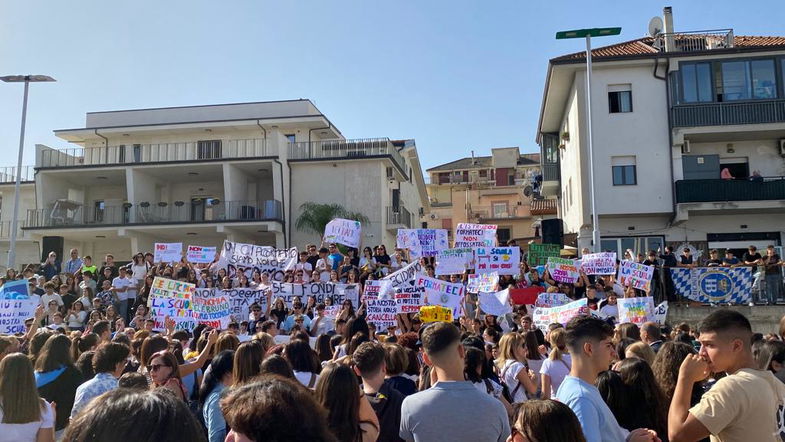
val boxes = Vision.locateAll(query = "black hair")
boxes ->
[698,309,752,337]
[421,322,461,357]
[565,315,614,353]
[595,370,635,430]
[199,350,235,406]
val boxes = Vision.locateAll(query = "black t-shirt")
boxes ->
[764,254,781,275]
[743,252,762,264]
[306,255,319,269]
[375,254,391,266]
[61,292,77,311]
[679,255,693,265]
[660,253,677,268]
[366,382,405,442]
[706,259,723,267]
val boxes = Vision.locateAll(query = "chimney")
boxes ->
[471,150,476,165]
[663,6,674,52]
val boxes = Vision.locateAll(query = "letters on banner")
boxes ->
[220,240,298,282]
[323,218,362,248]
[617,296,657,325]
[382,260,423,289]
[154,243,183,263]
[535,292,572,308]
[454,223,497,248]
[528,243,561,267]
[419,305,453,323]
[363,279,394,301]
[366,299,398,330]
[474,247,520,275]
[619,260,654,291]
[435,247,474,275]
[187,245,217,264]
[395,285,425,314]
[467,272,499,294]
[192,288,232,329]
[0,280,35,334]
[149,277,196,331]
[396,229,449,259]
[531,298,589,333]
[581,252,617,275]
[546,257,579,283]
[416,275,464,317]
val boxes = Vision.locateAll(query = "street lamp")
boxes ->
[1,74,56,270]
[556,28,621,252]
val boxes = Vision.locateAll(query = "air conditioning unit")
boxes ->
[681,140,691,154]
[779,139,785,156]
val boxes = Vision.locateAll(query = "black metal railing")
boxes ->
[288,138,407,175]
[0,166,35,183]
[386,206,412,229]
[24,199,283,228]
[654,29,733,53]
[675,177,785,203]
[541,163,560,181]
[672,99,785,127]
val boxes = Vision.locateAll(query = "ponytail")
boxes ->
[548,328,567,361]
[71,336,82,361]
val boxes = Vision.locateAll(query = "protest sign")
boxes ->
[617,297,656,325]
[395,285,425,313]
[435,247,474,275]
[366,299,398,329]
[149,277,196,331]
[396,229,449,258]
[187,245,216,264]
[653,301,668,324]
[546,257,579,283]
[154,243,183,263]
[619,260,654,291]
[581,252,617,275]
[217,288,267,322]
[479,288,512,317]
[528,243,561,267]
[532,298,589,332]
[268,282,360,308]
[467,272,499,294]
[363,280,394,301]
[0,279,30,299]
[323,218,362,248]
[0,299,37,334]
[454,223,497,248]
[475,247,520,275]
[416,275,464,316]
[382,260,423,289]
[324,305,341,320]
[419,305,453,323]
[535,292,572,308]
[192,288,232,329]
[221,240,298,281]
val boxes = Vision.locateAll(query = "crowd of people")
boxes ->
[0,240,784,441]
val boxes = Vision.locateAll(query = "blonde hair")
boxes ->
[546,286,559,293]
[625,341,656,365]
[548,328,568,361]
[252,332,275,354]
[495,333,524,370]
[0,353,45,423]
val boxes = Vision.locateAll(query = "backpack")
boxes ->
[500,361,523,402]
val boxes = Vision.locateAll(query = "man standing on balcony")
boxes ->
[659,246,679,303]
[763,246,783,305]
[744,246,764,302]
[64,248,83,276]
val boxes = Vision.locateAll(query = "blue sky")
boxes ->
[1,1,782,172]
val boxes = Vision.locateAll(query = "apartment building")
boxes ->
[425,147,556,245]
[537,7,785,257]
[7,99,427,264]
[0,167,37,267]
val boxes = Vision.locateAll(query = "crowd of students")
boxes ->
[1,241,785,441]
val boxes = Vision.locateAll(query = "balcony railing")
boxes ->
[541,163,560,181]
[654,29,733,53]
[288,138,407,176]
[675,177,785,203]
[0,166,35,183]
[470,205,529,221]
[24,199,283,228]
[672,99,785,127]
[37,138,273,168]
[386,206,412,229]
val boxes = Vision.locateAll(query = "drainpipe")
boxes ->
[308,123,331,143]
[95,129,109,159]
[257,120,287,247]
[655,56,678,230]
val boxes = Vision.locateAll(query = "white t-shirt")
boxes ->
[294,371,320,389]
[472,379,504,399]
[39,293,63,307]
[67,310,88,328]
[112,276,135,301]
[295,262,313,283]
[0,400,54,442]
[540,353,572,399]
[501,359,528,403]
[599,304,619,320]
[527,357,546,389]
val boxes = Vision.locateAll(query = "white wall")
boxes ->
[687,139,785,177]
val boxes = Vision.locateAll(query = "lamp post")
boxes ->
[556,28,620,252]
[1,75,56,270]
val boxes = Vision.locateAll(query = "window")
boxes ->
[479,169,487,178]
[386,167,393,179]
[608,85,632,113]
[133,144,142,162]
[492,202,508,218]
[600,236,665,257]
[681,62,713,103]
[118,145,126,163]
[612,156,637,186]
[716,59,777,101]
[285,134,296,143]
[94,201,105,223]
[441,218,452,231]
[197,140,222,159]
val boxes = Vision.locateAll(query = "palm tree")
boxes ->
[294,202,370,242]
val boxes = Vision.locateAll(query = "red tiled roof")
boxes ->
[530,199,557,216]
[551,35,785,63]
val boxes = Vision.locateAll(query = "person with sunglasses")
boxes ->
[507,400,586,442]
[149,350,187,401]
[283,300,311,332]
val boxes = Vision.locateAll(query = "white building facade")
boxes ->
[538,9,785,257]
[6,99,427,265]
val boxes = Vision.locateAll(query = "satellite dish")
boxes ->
[523,186,533,197]
[648,16,663,37]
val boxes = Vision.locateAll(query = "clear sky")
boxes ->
[1,1,782,172]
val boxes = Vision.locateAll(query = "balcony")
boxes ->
[675,177,785,203]
[23,199,283,229]
[0,166,35,183]
[37,138,273,168]
[672,99,785,128]
[386,206,412,230]
[469,205,530,221]
[654,29,734,53]
[288,138,407,177]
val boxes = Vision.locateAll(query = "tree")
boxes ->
[294,202,370,243]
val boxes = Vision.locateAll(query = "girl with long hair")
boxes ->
[495,333,537,403]
[34,335,83,433]
[509,399,586,442]
[617,358,669,438]
[148,350,186,401]
[283,340,322,389]
[315,363,379,442]
[0,353,55,442]
[233,341,264,386]
[199,350,234,442]
[540,328,571,400]
[522,331,546,394]
[464,347,512,415]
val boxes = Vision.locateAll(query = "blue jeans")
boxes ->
[765,273,783,304]
[118,299,132,323]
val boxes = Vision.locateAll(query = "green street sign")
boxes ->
[556,27,621,39]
